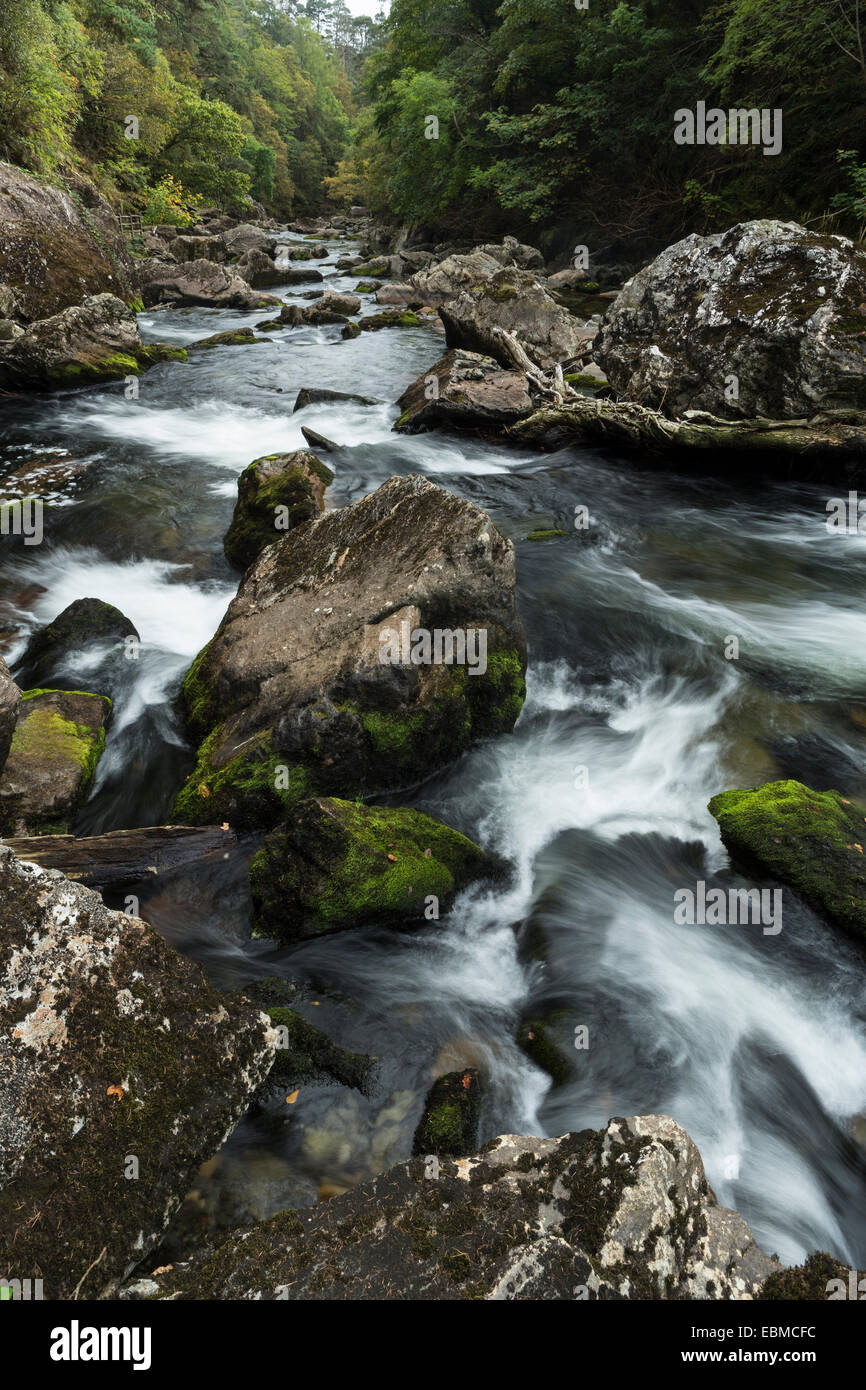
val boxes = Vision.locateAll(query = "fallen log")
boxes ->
[506,398,866,458]
[2,824,238,888]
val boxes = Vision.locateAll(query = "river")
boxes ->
[2,232,866,1268]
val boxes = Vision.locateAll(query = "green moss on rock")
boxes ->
[171,727,309,831]
[708,779,866,940]
[412,1069,481,1158]
[249,796,499,939]
[223,451,333,572]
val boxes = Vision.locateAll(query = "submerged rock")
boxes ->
[14,597,139,693]
[261,1003,375,1096]
[0,846,276,1297]
[708,779,866,941]
[0,688,111,834]
[439,268,591,370]
[596,220,866,419]
[128,1114,779,1300]
[249,797,499,939]
[395,348,534,432]
[172,475,526,829]
[412,1068,482,1158]
[293,387,377,411]
[223,449,333,572]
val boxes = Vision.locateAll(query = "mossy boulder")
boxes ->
[0,656,21,775]
[708,779,866,941]
[0,688,111,834]
[439,268,590,370]
[0,845,277,1298]
[249,797,500,940]
[173,475,526,830]
[189,327,269,350]
[0,294,177,391]
[395,348,534,433]
[759,1251,850,1299]
[412,1068,481,1158]
[13,597,139,693]
[223,450,333,573]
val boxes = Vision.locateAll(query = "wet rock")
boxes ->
[189,327,268,350]
[440,268,591,371]
[13,597,139,692]
[409,250,502,306]
[340,320,362,339]
[0,689,111,834]
[360,309,424,331]
[138,258,278,310]
[396,348,534,432]
[293,387,377,411]
[134,1114,780,1300]
[595,220,866,419]
[412,1068,482,1158]
[224,449,333,572]
[0,293,180,390]
[249,797,500,940]
[277,265,325,285]
[259,1003,375,1096]
[318,290,361,316]
[375,282,420,306]
[302,305,351,325]
[708,779,866,941]
[234,248,285,287]
[224,223,277,258]
[167,233,226,264]
[0,845,276,1297]
[0,161,136,321]
[299,424,338,452]
[172,475,526,829]
[0,657,21,773]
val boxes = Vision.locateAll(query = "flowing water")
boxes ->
[2,235,866,1266]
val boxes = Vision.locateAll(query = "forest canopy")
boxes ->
[1,0,866,258]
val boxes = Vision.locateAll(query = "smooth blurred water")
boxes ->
[2,234,866,1261]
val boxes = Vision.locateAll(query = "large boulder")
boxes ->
[0,162,136,321]
[439,269,592,370]
[248,797,499,940]
[235,248,285,287]
[172,475,526,829]
[0,846,276,1297]
[0,657,21,774]
[167,233,226,264]
[0,689,110,834]
[409,251,502,306]
[477,236,545,271]
[0,294,181,390]
[138,258,278,310]
[13,597,139,693]
[396,348,534,432]
[595,220,866,420]
[708,779,866,942]
[224,223,277,258]
[223,450,333,572]
[123,1114,779,1300]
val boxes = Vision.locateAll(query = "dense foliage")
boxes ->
[361,0,866,261]
[0,0,383,216]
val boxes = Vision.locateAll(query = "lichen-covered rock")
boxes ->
[235,248,284,287]
[13,597,139,693]
[0,689,110,834]
[440,268,592,370]
[223,450,333,572]
[595,220,866,419]
[0,294,180,390]
[412,1068,481,1158]
[167,233,226,264]
[138,258,279,310]
[224,223,276,257]
[0,657,21,776]
[128,1114,779,1300]
[395,348,534,432]
[0,846,277,1297]
[708,779,866,941]
[172,475,526,829]
[409,251,502,306]
[249,797,499,939]
[0,161,136,322]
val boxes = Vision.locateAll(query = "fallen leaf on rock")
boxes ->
[106,1084,124,1099]
[286,1089,300,1104]
[387,853,397,862]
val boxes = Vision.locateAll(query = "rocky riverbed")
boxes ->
[2,190,866,1299]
